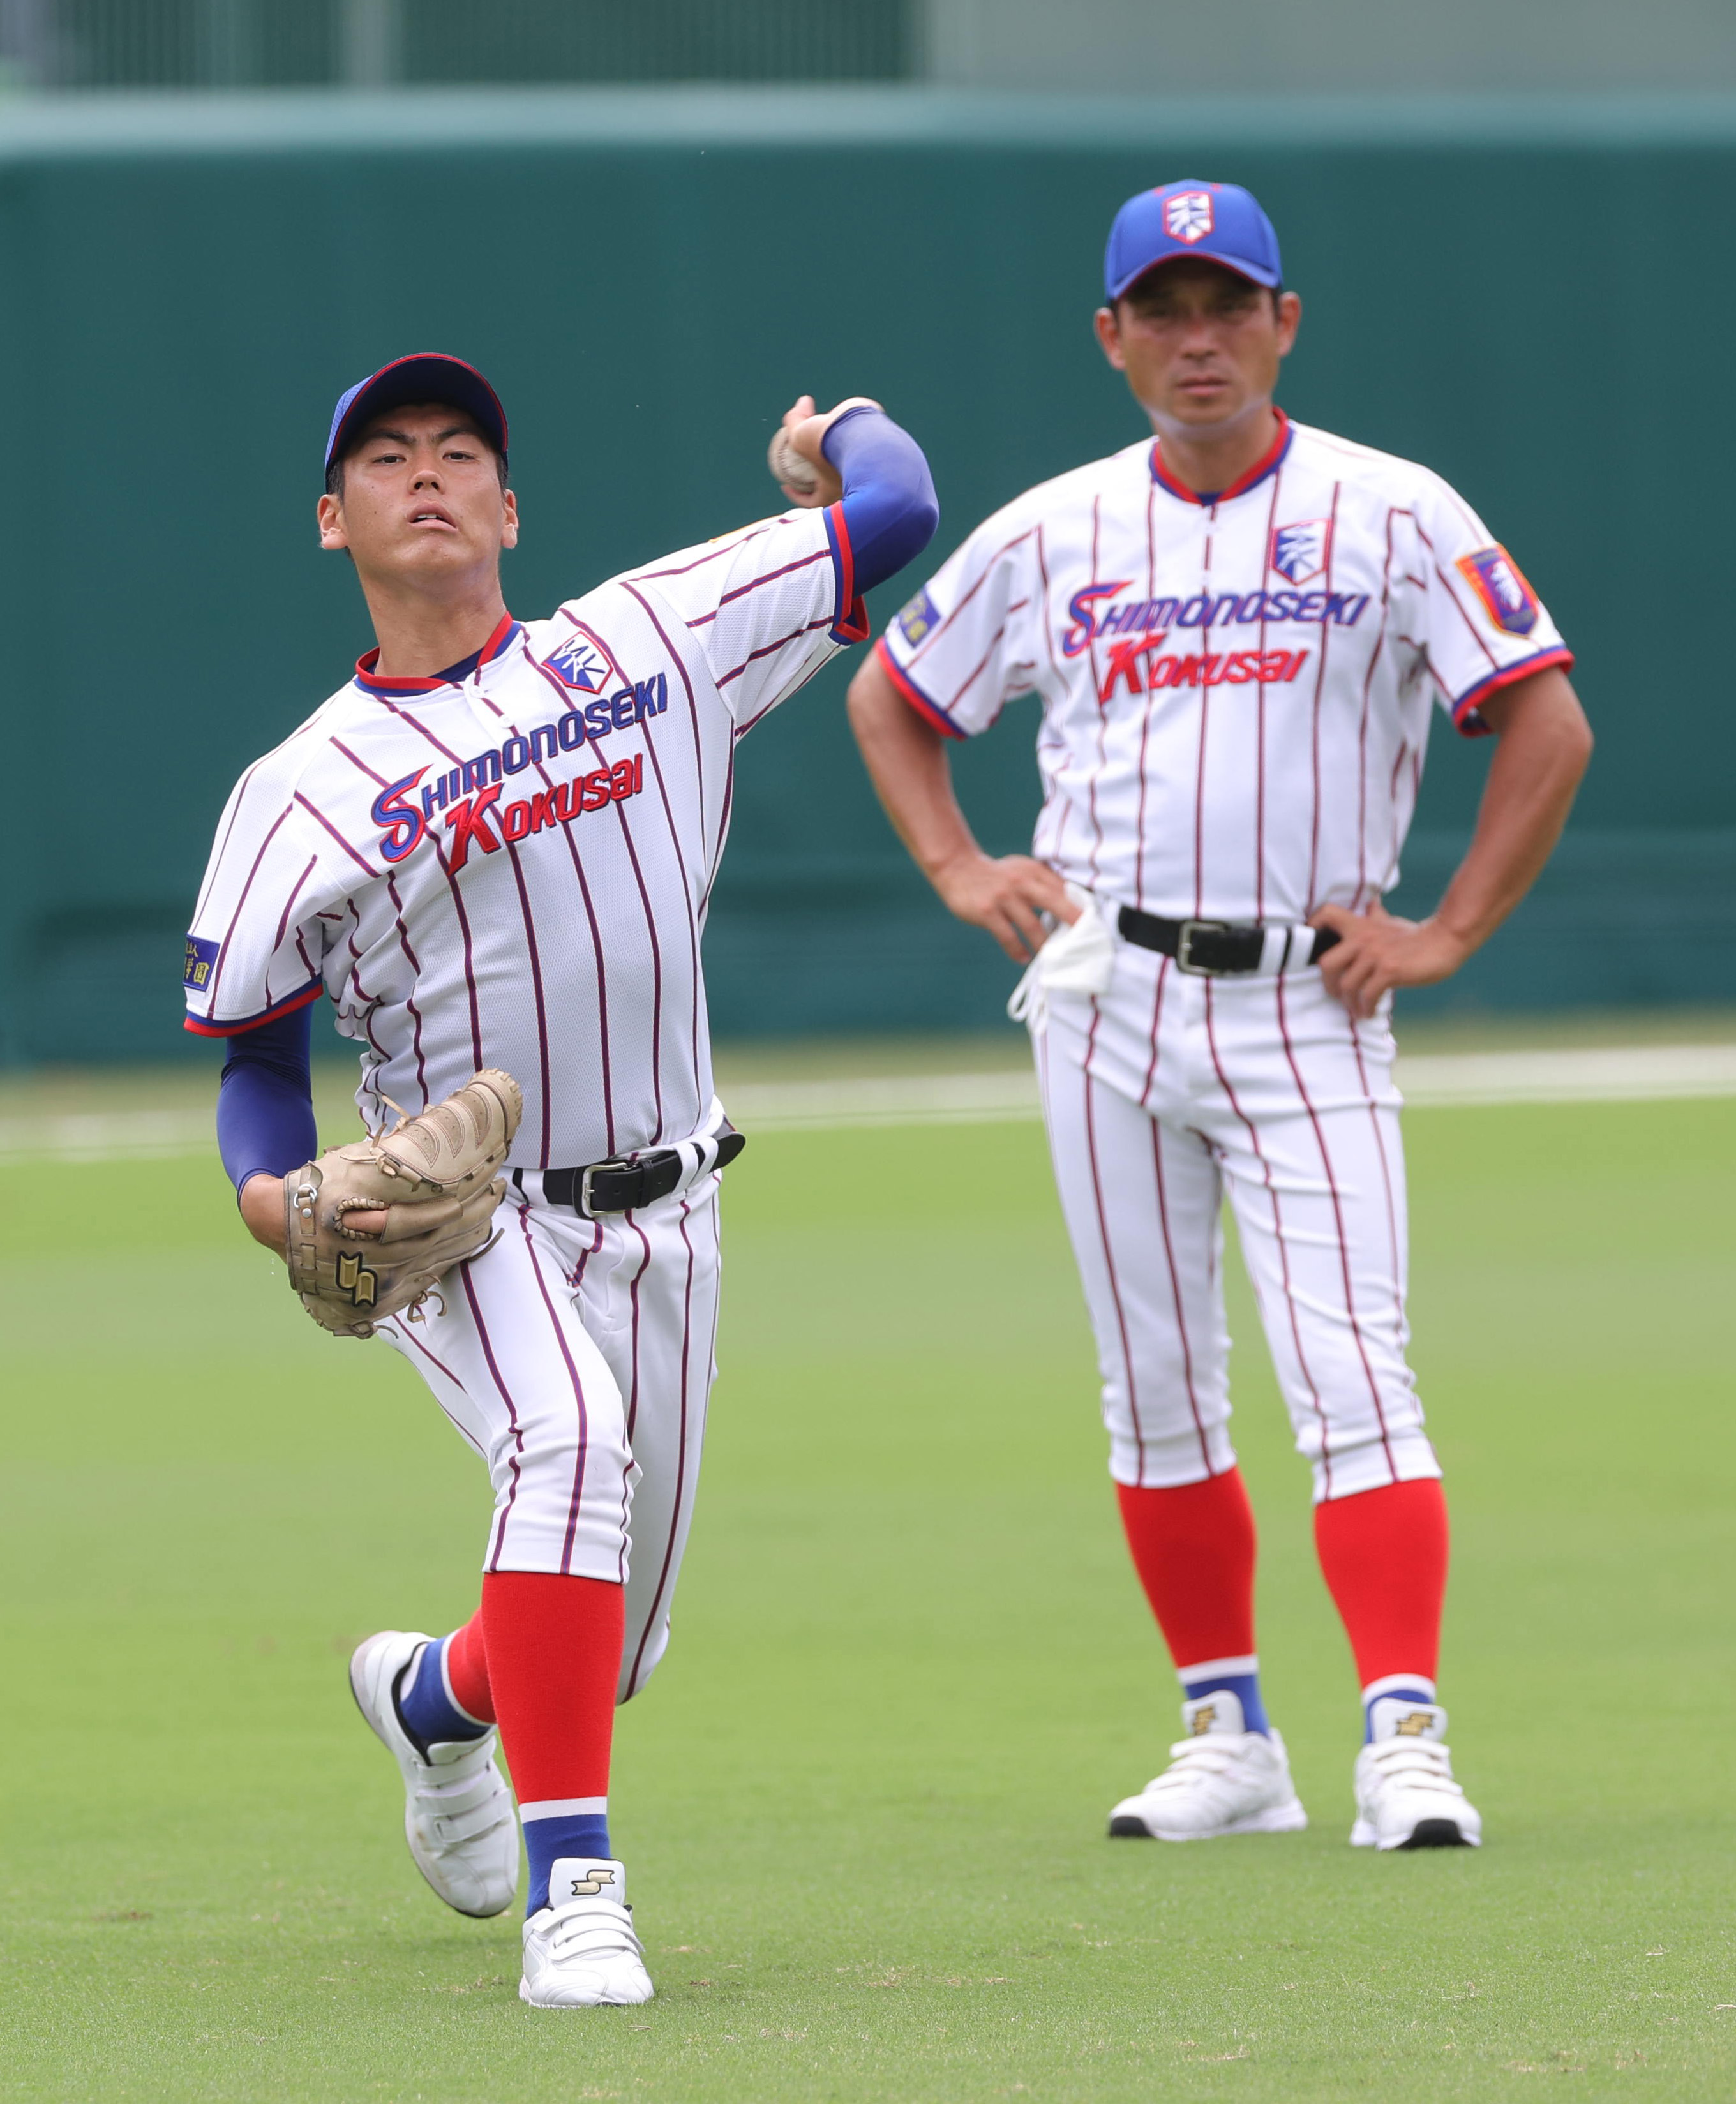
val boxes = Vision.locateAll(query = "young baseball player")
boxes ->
[848,181,1592,1849]
[184,354,936,2003]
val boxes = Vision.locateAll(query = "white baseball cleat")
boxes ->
[1108,1690,1309,1840]
[1351,1697,1482,1850]
[521,1858,654,2008]
[348,1629,519,1918]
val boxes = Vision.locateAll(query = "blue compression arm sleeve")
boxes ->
[822,407,939,594]
[216,1001,318,1193]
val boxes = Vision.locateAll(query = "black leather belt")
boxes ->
[515,1128,746,1217]
[1118,906,1341,977]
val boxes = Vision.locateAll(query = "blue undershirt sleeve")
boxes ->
[821,407,939,596]
[216,1001,318,1194]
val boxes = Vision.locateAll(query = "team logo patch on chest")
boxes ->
[1455,545,1540,636]
[1164,191,1215,244]
[1269,520,1329,585]
[544,634,610,692]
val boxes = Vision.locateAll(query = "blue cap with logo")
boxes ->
[1104,180,1283,301]
[324,352,509,475]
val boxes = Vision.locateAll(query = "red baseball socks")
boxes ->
[1315,1476,1449,1737]
[394,1571,625,1911]
[1117,1469,1450,1738]
[1117,1469,1269,1732]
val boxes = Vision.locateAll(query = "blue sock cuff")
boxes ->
[1362,1681,1436,1742]
[394,1637,488,1755]
[523,1812,612,1916]
[1181,1668,1270,1736]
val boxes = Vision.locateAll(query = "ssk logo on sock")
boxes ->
[569,1867,616,1897]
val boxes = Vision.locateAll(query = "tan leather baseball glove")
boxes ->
[283,1069,523,1339]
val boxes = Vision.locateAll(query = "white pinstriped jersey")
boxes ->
[876,415,1571,925]
[184,505,867,1169]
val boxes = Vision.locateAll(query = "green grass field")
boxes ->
[2,1077,1734,2100]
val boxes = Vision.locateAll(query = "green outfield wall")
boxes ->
[1,87,1732,1064]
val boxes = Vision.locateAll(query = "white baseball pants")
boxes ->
[1035,940,1440,1503]
[378,1176,722,1701]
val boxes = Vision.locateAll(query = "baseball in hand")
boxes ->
[768,425,821,496]
[768,393,881,507]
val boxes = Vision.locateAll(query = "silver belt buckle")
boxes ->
[1174,918,1231,975]
[578,1157,628,1216]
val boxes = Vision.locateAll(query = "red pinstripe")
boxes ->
[1131,481,1157,906]
[1033,516,1082,870]
[620,583,714,1097]
[1191,514,1213,918]
[269,856,317,957]
[1346,1013,1408,1356]
[1413,517,1500,675]
[1253,467,1285,921]
[512,1207,594,1575]
[322,743,432,1101]
[462,1261,527,1572]
[1303,482,1342,911]
[622,1195,705,1697]
[1273,978,1398,1485]
[1201,980,1332,1488]
[1354,511,1402,909]
[190,741,292,928]
[634,520,775,581]
[902,525,1036,669]
[502,832,554,1165]
[363,703,488,1070]
[1082,495,1109,893]
[522,645,670,1140]
[382,872,430,1107]
[387,1319,491,1462]
[1139,948,1169,1109]
[1078,1008,1148,1467]
[622,1212,654,1511]
[1149,1114,1212,1476]
[943,618,1017,716]
[685,543,830,625]
[293,791,378,879]
[715,613,834,690]
[202,805,296,1017]
[507,635,620,1152]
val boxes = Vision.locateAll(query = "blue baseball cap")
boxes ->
[324,353,509,475]
[1104,180,1283,301]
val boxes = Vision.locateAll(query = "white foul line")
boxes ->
[1396,1042,1736,1107]
[1,1043,1733,1165]
[0,1109,216,1167]
[728,1043,1736,1127]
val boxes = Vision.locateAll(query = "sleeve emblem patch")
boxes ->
[895,587,940,648]
[1455,545,1540,637]
[183,935,219,992]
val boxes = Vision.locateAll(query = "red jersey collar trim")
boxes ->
[1149,410,1291,507]
[355,613,519,696]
